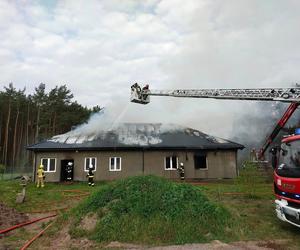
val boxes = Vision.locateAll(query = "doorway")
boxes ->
[61,159,74,182]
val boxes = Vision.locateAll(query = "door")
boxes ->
[61,159,74,181]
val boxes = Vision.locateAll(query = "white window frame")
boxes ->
[109,157,122,171]
[40,158,56,172]
[164,156,178,170]
[84,157,97,172]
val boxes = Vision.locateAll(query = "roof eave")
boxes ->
[26,145,244,152]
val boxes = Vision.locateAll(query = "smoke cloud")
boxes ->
[2,0,300,161]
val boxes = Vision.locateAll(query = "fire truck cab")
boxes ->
[274,130,300,227]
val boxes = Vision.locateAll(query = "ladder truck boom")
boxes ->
[130,83,300,159]
[130,83,300,104]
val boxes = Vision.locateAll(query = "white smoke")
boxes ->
[49,106,233,146]
[50,107,187,145]
[50,108,120,143]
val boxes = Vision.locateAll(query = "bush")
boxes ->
[69,175,234,244]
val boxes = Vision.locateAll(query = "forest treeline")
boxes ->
[0,83,101,170]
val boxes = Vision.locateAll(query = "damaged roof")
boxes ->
[27,123,244,152]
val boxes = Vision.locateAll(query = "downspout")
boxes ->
[235,150,239,177]
[32,151,37,182]
[142,148,145,175]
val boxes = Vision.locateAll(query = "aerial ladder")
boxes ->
[130,83,300,160]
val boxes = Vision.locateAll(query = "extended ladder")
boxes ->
[130,83,300,104]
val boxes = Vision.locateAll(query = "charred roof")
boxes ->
[27,123,244,152]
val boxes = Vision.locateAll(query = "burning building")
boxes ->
[27,123,244,182]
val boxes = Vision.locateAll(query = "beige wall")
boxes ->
[143,150,237,179]
[34,149,238,182]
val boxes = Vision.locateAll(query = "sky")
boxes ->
[1,0,300,142]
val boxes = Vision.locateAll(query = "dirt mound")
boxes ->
[0,202,28,230]
[70,175,233,244]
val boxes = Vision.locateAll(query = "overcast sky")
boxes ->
[1,0,300,139]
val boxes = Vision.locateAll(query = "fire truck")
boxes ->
[130,83,300,228]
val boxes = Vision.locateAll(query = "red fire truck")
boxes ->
[130,83,300,227]
[274,131,300,227]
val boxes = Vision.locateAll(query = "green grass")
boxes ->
[202,163,300,248]
[2,164,300,249]
[0,180,101,213]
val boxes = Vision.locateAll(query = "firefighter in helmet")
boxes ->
[86,164,95,186]
[142,84,149,91]
[178,162,185,181]
[66,161,73,181]
[37,164,45,188]
[141,84,149,101]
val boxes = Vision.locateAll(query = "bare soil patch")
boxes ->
[80,213,97,231]
[42,223,96,250]
[0,202,28,231]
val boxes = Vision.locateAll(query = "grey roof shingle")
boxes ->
[27,123,244,152]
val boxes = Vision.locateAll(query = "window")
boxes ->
[41,158,56,172]
[194,154,207,169]
[84,157,97,171]
[165,156,178,170]
[109,157,121,171]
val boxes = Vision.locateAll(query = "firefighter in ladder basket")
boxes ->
[86,164,95,186]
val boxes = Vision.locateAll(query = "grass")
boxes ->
[1,164,300,249]
[0,180,101,213]
[0,180,102,249]
[202,162,300,248]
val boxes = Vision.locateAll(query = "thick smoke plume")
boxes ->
[230,101,300,160]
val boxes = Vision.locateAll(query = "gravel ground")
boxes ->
[106,240,287,250]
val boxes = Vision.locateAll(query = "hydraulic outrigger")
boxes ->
[131,83,300,228]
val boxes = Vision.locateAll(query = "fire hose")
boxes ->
[20,221,54,250]
[18,191,89,249]
[0,214,57,235]
[0,190,87,234]
[1,189,90,247]
[61,189,90,198]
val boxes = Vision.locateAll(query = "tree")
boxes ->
[32,83,47,142]
[0,82,99,170]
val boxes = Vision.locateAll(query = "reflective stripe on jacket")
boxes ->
[37,168,44,178]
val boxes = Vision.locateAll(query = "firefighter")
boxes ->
[178,162,185,181]
[270,146,281,169]
[141,84,149,101]
[66,162,73,181]
[250,148,257,161]
[132,83,142,97]
[36,164,45,188]
[86,164,95,186]
[142,84,149,91]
